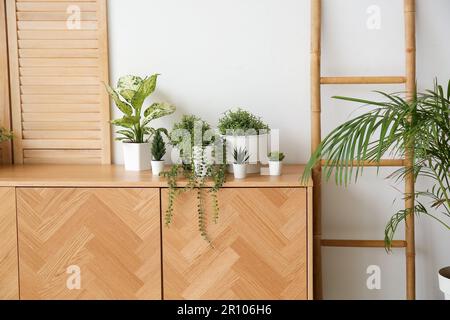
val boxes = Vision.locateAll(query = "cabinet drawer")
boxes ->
[16,188,161,300]
[162,188,308,300]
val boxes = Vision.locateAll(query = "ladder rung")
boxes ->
[321,159,405,167]
[321,76,406,85]
[321,239,407,248]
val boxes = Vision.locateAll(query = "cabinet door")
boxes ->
[17,188,161,300]
[0,188,18,300]
[162,188,308,300]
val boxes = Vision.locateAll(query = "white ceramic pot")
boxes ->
[122,142,151,171]
[439,266,450,300]
[224,133,268,174]
[151,160,165,176]
[193,146,214,177]
[268,161,283,176]
[233,163,247,180]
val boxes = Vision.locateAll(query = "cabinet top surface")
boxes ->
[0,164,312,188]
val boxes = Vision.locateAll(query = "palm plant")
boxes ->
[105,74,175,143]
[302,80,450,249]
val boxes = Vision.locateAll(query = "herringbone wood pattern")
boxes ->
[0,188,18,299]
[162,188,307,300]
[17,188,161,300]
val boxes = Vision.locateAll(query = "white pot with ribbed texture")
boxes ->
[122,142,151,171]
[439,267,450,300]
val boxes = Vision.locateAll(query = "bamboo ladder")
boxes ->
[310,0,416,299]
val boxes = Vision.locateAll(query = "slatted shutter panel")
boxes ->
[0,0,12,164]
[6,0,111,164]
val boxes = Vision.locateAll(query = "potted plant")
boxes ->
[218,108,270,174]
[268,151,285,176]
[302,80,450,291]
[233,147,250,179]
[105,74,175,171]
[151,129,168,176]
[170,114,215,176]
[162,115,227,242]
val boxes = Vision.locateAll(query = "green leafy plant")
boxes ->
[268,151,285,162]
[302,80,450,250]
[151,129,167,161]
[233,147,250,164]
[218,108,269,135]
[105,74,175,143]
[162,116,226,242]
[0,127,13,142]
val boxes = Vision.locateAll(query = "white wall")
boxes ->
[108,0,450,299]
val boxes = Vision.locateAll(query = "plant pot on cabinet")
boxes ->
[151,160,164,176]
[122,142,151,171]
[193,145,214,177]
[233,163,247,179]
[439,267,450,300]
[224,134,268,174]
[268,161,282,176]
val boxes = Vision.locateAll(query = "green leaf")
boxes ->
[131,74,160,111]
[143,102,176,121]
[104,83,133,116]
[111,115,139,129]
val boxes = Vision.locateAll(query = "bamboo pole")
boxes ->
[321,239,407,248]
[404,0,416,300]
[321,76,406,85]
[310,0,322,300]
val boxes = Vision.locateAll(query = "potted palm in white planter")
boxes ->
[105,74,175,171]
[151,129,168,176]
[218,108,269,174]
[233,147,250,179]
[268,151,285,176]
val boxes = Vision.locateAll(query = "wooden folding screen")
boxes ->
[6,0,111,164]
[0,0,12,164]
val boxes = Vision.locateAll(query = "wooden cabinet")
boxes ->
[0,165,312,300]
[16,188,161,300]
[0,188,18,299]
[162,188,309,300]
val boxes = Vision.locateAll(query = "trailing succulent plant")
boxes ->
[161,115,226,242]
[105,74,175,143]
[233,147,250,164]
[151,129,167,161]
[0,127,13,143]
[218,108,270,135]
[268,151,285,162]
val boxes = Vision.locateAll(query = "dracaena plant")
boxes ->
[302,80,450,250]
[105,74,175,143]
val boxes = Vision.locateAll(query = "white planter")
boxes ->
[268,161,283,176]
[193,146,214,177]
[122,142,151,171]
[233,163,247,179]
[224,133,268,174]
[151,160,165,176]
[439,267,450,300]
